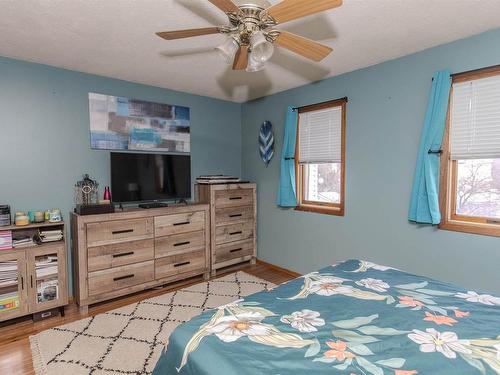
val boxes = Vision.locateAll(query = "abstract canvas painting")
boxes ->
[89,93,190,153]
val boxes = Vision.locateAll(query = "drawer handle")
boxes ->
[174,261,191,268]
[229,197,243,200]
[229,214,242,218]
[174,241,191,247]
[112,229,134,235]
[112,251,134,258]
[113,274,135,282]
[173,221,190,226]
[229,248,243,253]
[229,231,243,235]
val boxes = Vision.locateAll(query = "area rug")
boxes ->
[30,271,275,375]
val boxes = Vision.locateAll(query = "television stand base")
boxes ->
[138,202,169,209]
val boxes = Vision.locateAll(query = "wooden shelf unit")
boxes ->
[0,221,68,323]
[1,221,66,231]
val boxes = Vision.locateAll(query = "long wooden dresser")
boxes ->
[196,183,256,276]
[71,204,210,311]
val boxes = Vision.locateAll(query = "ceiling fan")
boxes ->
[156,0,342,72]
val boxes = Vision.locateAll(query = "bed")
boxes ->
[153,259,500,375]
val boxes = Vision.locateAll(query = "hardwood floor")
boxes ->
[0,261,298,375]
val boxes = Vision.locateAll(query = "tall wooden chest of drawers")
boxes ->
[196,183,256,276]
[71,205,210,311]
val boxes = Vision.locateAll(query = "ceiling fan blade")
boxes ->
[208,0,240,13]
[275,31,333,62]
[156,27,220,40]
[266,0,342,24]
[233,45,249,70]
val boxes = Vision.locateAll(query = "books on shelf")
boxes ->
[0,291,19,312]
[0,277,17,288]
[12,228,63,248]
[12,234,35,248]
[196,175,243,184]
[38,229,63,243]
[0,260,19,312]
[0,231,12,250]
[0,260,18,288]
[35,255,58,278]
[37,279,58,303]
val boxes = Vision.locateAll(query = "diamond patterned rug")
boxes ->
[30,271,275,375]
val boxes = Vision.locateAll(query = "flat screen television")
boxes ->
[111,152,191,203]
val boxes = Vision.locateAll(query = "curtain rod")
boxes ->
[292,97,348,111]
[451,63,500,79]
[431,64,500,81]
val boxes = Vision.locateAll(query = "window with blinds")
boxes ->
[298,106,342,164]
[440,66,500,235]
[450,74,500,160]
[295,98,347,216]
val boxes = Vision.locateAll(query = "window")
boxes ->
[295,98,346,215]
[440,66,500,236]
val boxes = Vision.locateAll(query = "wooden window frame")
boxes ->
[439,65,500,237]
[294,98,347,216]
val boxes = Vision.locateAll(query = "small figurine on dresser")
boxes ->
[74,174,115,215]
[74,174,99,206]
[102,186,112,203]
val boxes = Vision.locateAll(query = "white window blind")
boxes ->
[298,106,342,164]
[450,74,500,160]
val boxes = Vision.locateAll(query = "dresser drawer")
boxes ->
[215,239,254,263]
[215,206,254,226]
[215,222,254,245]
[88,239,154,272]
[86,218,153,247]
[88,260,154,295]
[215,189,253,208]
[155,231,205,258]
[155,211,205,237]
[155,249,206,279]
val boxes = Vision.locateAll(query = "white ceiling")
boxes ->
[1,0,500,103]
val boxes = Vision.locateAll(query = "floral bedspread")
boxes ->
[153,259,500,375]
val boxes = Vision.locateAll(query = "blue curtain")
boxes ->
[408,70,452,224]
[276,107,298,207]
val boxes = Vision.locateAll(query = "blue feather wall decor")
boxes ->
[259,121,275,167]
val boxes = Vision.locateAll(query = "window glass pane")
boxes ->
[456,158,500,219]
[303,163,341,204]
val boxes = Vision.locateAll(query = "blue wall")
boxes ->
[0,56,242,292]
[241,28,500,294]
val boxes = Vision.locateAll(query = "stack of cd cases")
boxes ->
[0,205,11,227]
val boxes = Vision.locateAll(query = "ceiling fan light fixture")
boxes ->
[215,36,240,64]
[157,0,341,72]
[250,31,274,63]
[246,53,265,72]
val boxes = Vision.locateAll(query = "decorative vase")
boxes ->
[103,186,112,201]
